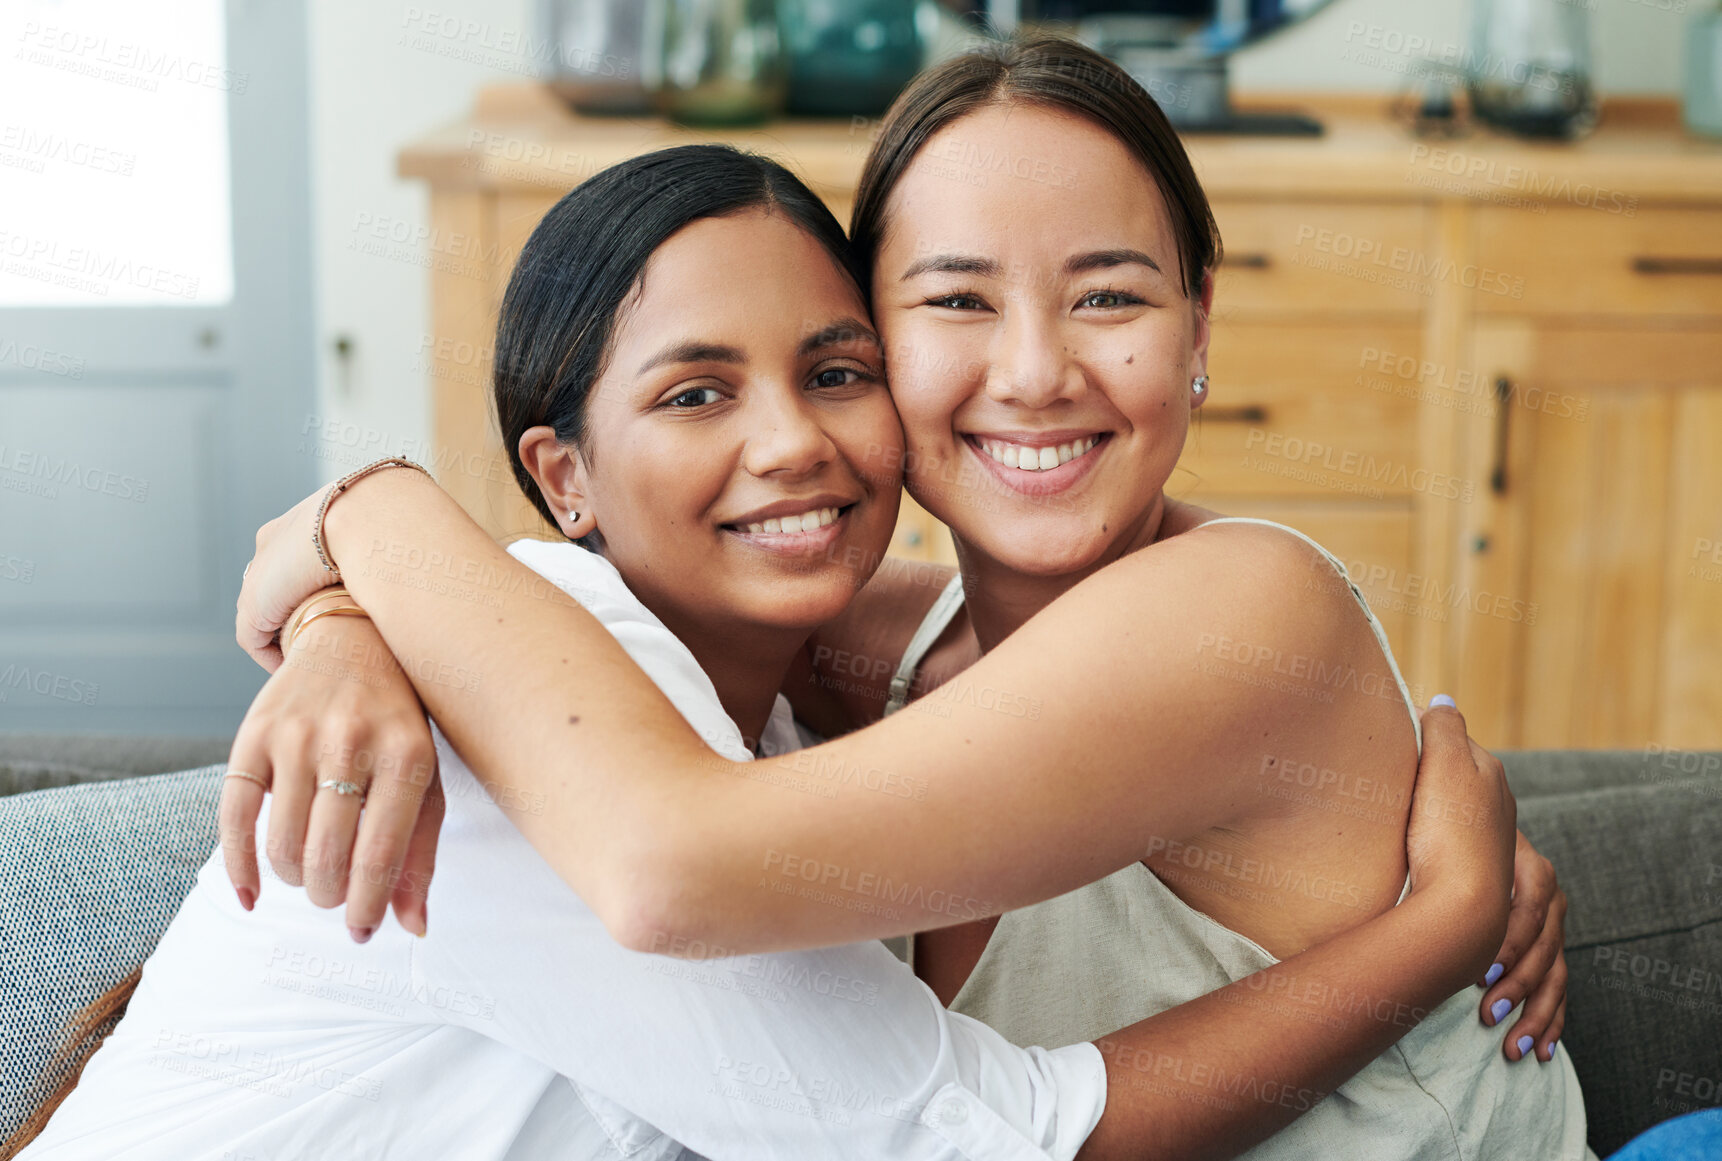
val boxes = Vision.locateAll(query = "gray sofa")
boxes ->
[2,742,1718,1156]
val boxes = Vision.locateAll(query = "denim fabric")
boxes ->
[1608,1110,1722,1160]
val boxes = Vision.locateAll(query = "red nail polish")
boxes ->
[236,886,256,911]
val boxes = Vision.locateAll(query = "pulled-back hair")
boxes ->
[494,144,860,540]
[850,33,1222,300]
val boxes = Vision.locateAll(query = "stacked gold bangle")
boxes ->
[280,586,370,655]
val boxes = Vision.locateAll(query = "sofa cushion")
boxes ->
[1517,778,1722,1157]
[0,766,224,1142]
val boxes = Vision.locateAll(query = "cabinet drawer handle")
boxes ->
[1490,376,1512,496]
[1631,256,1722,276]
[1221,252,1273,269]
[1200,404,1270,424]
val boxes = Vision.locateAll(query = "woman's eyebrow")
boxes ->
[799,316,880,356]
[898,253,1000,281]
[1064,248,1162,276]
[636,340,746,375]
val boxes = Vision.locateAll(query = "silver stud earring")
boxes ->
[1192,375,1208,398]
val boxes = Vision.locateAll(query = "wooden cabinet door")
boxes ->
[1456,322,1722,748]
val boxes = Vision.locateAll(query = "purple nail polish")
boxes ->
[1490,998,1512,1024]
[1430,694,1457,709]
[1547,1038,1558,1055]
[1516,1035,1534,1057]
[349,925,375,944]
[1483,962,1505,987]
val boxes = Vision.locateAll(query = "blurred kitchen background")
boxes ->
[1,0,1718,760]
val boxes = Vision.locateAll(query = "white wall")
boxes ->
[307,0,533,480]
[1234,0,1688,95]
[306,0,1687,476]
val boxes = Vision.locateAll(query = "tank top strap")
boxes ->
[1196,516,1424,755]
[883,574,967,717]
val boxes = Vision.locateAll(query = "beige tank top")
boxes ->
[886,517,1593,1161]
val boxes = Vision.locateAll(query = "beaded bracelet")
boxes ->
[311,456,430,579]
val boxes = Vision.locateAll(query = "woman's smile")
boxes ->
[720,498,858,556]
[964,430,1110,495]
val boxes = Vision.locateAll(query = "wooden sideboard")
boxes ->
[400,88,1722,749]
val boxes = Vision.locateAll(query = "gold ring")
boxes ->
[225,769,269,791]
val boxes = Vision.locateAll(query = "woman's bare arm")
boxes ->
[226,592,1512,1161]
[232,472,1518,1157]
[235,468,1432,958]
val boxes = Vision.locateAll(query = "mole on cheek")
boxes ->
[1126,355,1134,364]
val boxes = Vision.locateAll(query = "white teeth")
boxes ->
[979,436,1101,472]
[739,507,841,535]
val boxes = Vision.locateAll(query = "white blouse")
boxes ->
[21,541,1105,1161]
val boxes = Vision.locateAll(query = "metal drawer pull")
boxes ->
[1200,404,1269,424]
[1490,376,1513,496]
[1221,252,1273,269]
[1631,256,1722,276]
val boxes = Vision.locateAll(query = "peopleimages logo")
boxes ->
[0,663,99,706]
[1406,144,1638,217]
[0,336,85,379]
[1243,429,1476,503]
[1292,225,1525,299]
[0,229,200,300]
[0,443,149,502]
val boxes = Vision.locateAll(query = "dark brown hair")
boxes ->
[850,32,1222,301]
[493,144,860,542]
[1,968,140,1158]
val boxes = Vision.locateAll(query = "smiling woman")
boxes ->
[487,153,904,735]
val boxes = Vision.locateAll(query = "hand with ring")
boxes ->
[222,588,443,942]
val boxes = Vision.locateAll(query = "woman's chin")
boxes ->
[735,583,863,634]
[950,517,1116,579]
